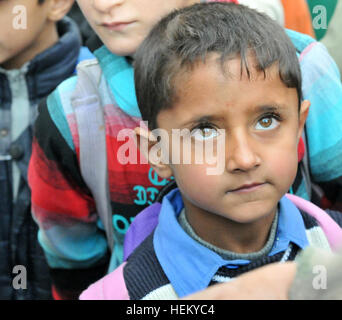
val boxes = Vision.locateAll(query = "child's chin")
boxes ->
[225,202,277,224]
[105,38,138,57]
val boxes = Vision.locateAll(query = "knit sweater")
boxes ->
[122,233,299,300]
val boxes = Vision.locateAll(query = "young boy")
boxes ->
[0,0,79,299]
[28,0,342,300]
[80,2,342,300]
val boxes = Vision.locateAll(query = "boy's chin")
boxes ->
[222,199,278,224]
[0,54,10,66]
[104,39,139,57]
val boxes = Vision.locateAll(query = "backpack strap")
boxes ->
[79,262,129,300]
[123,180,177,261]
[70,59,114,252]
[123,202,162,261]
[286,193,342,251]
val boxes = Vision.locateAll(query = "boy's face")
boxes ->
[76,0,198,56]
[154,54,309,227]
[0,0,54,69]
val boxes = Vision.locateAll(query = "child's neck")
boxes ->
[125,56,134,65]
[183,201,277,254]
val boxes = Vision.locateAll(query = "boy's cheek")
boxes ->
[267,149,298,189]
[173,164,221,198]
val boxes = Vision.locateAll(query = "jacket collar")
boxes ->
[28,17,81,101]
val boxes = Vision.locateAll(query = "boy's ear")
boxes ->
[134,126,173,180]
[297,100,310,141]
[47,0,75,22]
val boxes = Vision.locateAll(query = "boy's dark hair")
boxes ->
[38,0,45,4]
[134,2,302,130]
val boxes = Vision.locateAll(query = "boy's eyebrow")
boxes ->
[180,115,225,127]
[254,104,287,113]
[180,104,287,127]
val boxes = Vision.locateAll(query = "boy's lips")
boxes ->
[228,182,266,194]
[102,21,135,31]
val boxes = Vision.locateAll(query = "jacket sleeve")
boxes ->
[28,95,110,300]
[299,40,342,212]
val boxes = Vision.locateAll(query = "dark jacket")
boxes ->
[0,17,81,300]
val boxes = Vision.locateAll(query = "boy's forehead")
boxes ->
[175,53,281,85]
[156,54,298,128]
[173,53,284,101]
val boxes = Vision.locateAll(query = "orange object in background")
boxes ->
[281,0,316,38]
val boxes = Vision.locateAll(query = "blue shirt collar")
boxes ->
[153,188,309,298]
[93,46,141,118]
[270,195,309,255]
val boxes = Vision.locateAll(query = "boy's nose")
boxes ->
[225,132,261,173]
[92,0,124,13]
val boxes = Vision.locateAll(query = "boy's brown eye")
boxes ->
[255,115,280,131]
[259,117,272,128]
[191,126,219,141]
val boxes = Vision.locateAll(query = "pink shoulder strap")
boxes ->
[79,262,129,300]
[286,193,342,251]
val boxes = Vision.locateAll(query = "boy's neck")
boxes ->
[2,22,59,70]
[183,199,277,254]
